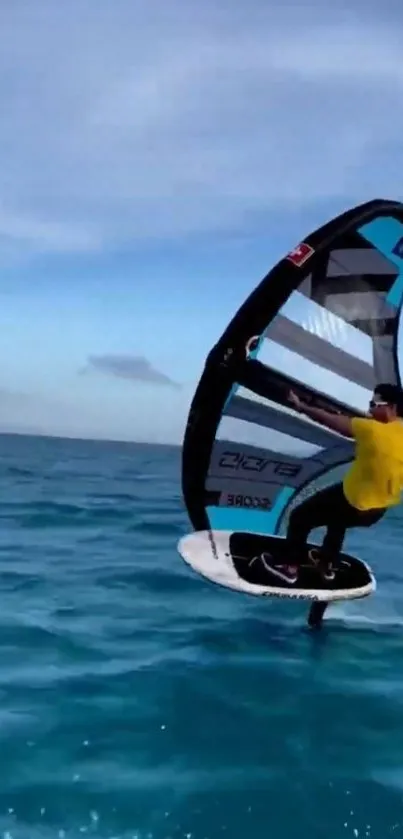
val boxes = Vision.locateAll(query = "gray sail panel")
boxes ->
[327,248,398,278]
[224,395,344,448]
[208,440,305,486]
[208,439,353,490]
[264,313,375,389]
[298,243,399,339]
[373,334,398,384]
[318,292,397,325]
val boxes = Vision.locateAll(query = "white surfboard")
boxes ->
[178,529,376,603]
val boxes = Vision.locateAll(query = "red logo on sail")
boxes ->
[286,242,314,267]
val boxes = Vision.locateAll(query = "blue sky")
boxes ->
[1,0,403,442]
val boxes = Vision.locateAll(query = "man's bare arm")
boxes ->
[298,402,353,438]
[288,390,354,438]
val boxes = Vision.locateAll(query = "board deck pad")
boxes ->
[230,531,372,591]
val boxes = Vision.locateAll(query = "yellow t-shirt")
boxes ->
[343,418,403,510]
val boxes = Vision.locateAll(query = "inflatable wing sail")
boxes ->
[182,199,403,538]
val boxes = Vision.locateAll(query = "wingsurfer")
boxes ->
[264,383,403,584]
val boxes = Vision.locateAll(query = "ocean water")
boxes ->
[0,435,403,839]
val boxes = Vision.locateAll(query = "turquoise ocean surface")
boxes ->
[0,433,402,839]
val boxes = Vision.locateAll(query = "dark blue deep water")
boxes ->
[0,433,402,839]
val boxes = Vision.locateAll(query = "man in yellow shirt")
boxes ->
[264,383,403,586]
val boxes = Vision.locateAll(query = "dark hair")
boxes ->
[374,382,403,416]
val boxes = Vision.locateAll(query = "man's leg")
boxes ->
[308,508,357,631]
[315,497,386,575]
[263,483,346,583]
[308,503,386,628]
[286,483,344,563]
[310,493,350,579]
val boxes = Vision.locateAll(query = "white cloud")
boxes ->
[0,1,402,255]
[0,207,98,252]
